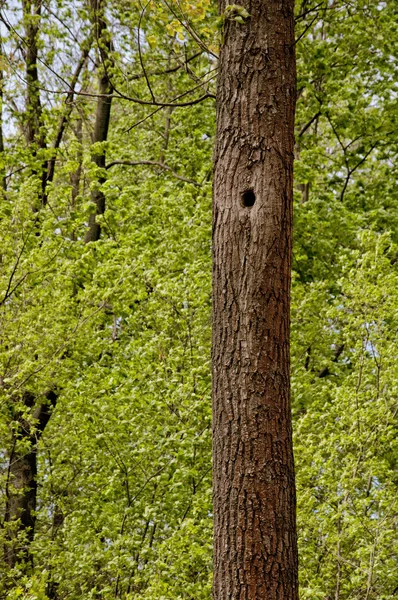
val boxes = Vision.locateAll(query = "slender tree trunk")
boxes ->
[212,1,298,599]
[44,44,91,205]
[23,0,44,146]
[22,0,47,202]
[2,2,52,573]
[2,1,85,575]
[4,391,57,569]
[70,118,84,241]
[0,35,6,192]
[84,0,112,243]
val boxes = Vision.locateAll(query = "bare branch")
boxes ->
[45,38,92,191]
[298,111,321,137]
[318,344,345,378]
[106,160,201,186]
[137,1,156,102]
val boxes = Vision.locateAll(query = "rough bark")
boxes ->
[4,391,57,569]
[84,0,113,243]
[212,1,298,599]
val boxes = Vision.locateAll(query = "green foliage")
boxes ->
[216,4,250,31]
[0,0,398,598]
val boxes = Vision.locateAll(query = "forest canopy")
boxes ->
[0,0,397,598]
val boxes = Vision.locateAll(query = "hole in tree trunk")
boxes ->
[241,189,256,207]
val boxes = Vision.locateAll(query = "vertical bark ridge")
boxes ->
[212,1,298,598]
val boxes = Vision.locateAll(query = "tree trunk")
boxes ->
[3,1,82,574]
[0,35,6,192]
[84,0,112,243]
[70,118,84,241]
[212,1,298,599]
[23,0,44,147]
[22,0,47,202]
[44,44,91,205]
[4,391,57,569]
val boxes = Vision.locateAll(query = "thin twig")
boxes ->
[137,0,156,102]
[106,160,200,186]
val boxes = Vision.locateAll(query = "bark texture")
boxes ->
[212,1,298,599]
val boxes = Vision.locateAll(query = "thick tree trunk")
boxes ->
[84,0,112,243]
[212,1,298,599]
[4,391,57,569]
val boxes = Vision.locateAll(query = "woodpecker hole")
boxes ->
[241,189,256,208]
